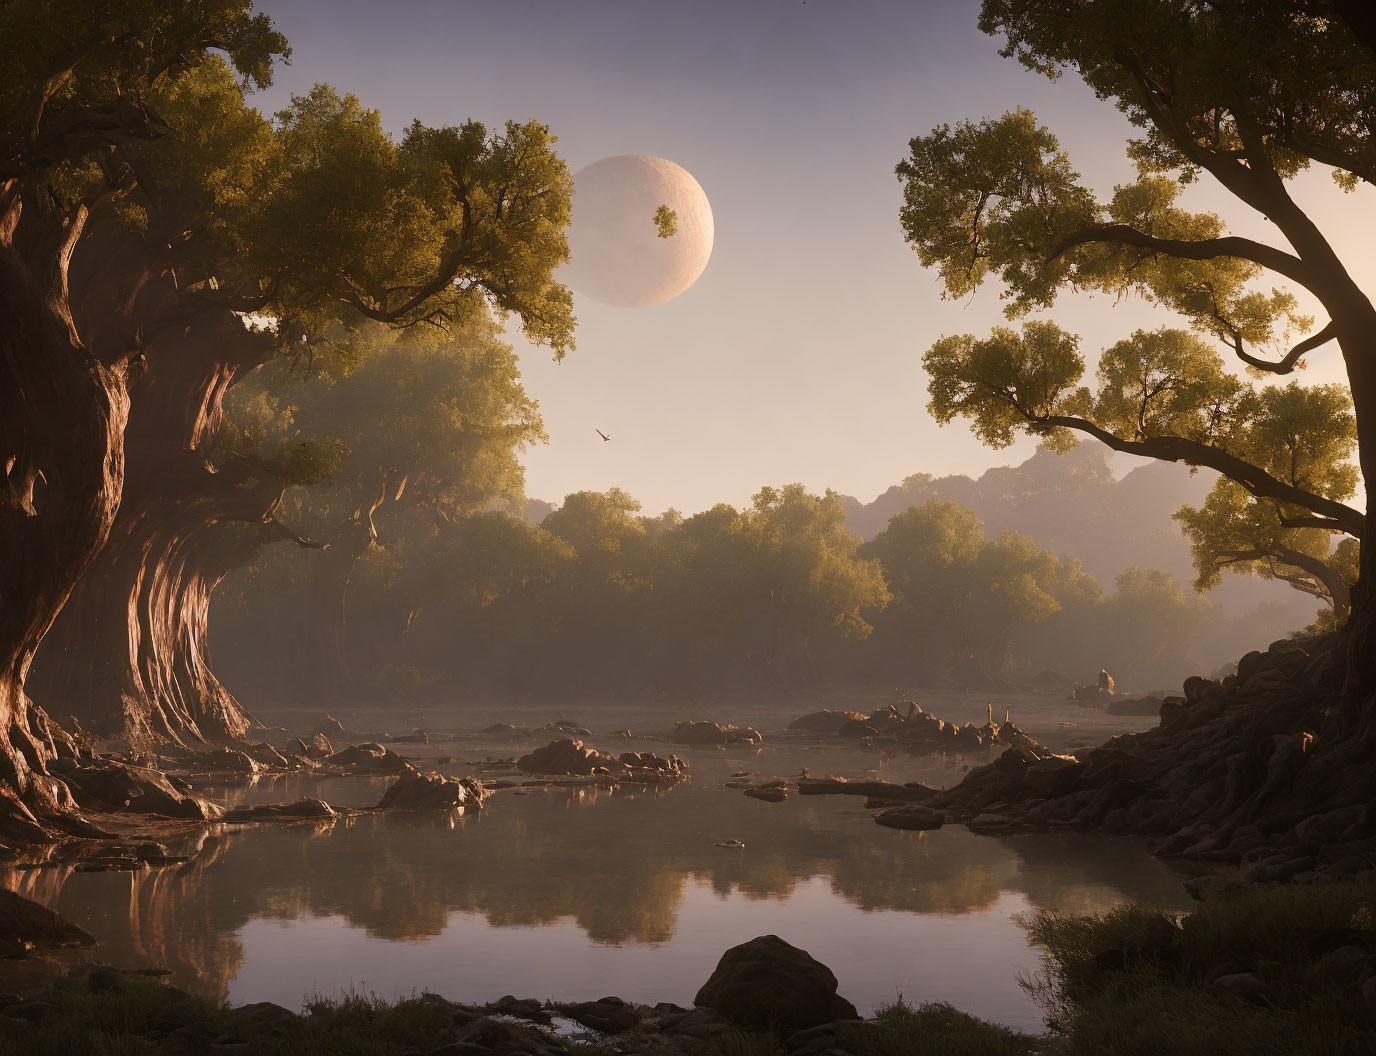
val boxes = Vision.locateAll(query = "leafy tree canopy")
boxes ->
[899,0,1375,617]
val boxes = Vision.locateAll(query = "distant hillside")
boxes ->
[524,497,556,524]
[522,445,1319,626]
[838,444,1315,622]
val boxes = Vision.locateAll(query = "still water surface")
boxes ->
[6,741,1192,1032]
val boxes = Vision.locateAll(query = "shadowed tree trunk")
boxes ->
[30,310,319,746]
[0,185,134,830]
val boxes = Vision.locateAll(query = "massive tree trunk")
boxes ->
[0,188,131,827]
[28,310,298,747]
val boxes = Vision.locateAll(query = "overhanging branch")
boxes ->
[1031,413,1364,538]
[1051,224,1315,291]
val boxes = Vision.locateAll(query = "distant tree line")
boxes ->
[209,334,1292,707]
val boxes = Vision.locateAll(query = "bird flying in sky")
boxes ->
[596,429,611,442]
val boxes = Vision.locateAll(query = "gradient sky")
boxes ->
[255,0,1376,515]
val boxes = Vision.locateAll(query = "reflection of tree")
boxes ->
[9,781,1191,1002]
[1,831,248,1002]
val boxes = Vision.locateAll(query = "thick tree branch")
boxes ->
[1279,511,1354,533]
[1051,224,1315,291]
[1335,0,1376,58]
[1271,543,1352,613]
[1031,413,1365,537]
[262,517,327,550]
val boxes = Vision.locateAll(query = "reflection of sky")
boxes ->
[231,880,1047,1029]
[252,0,1374,514]
[16,737,1194,1032]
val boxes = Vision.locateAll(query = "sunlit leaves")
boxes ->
[898,113,1311,355]
[1169,380,1357,605]
[897,109,1095,310]
[862,500,1097,666]
[1091,329,1244,444]
[0,0,287,147]
[923,322,1089,449]
[225,315,544,533]
[653,204,678,239]
[978,0,1376,189]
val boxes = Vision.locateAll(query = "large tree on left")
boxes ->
[3,1,574,812]
[0,1,286,820]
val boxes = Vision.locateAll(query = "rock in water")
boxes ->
[62,760,222,820]
[375,771,488,810]
[694,934,857,1030]
[325,743,407,772]
[517,738,623,776]
[223,799,337,823]
[0,889,96,948]
[786,710,868,735]
[874,805,944,831]
[836,719,878,738]
[672,721,762,746]
[745,787,787,803]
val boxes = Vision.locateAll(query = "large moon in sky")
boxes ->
[563,155,714,308]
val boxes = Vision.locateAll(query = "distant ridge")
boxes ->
[522,445,1317,621]
[837,445,1311,620]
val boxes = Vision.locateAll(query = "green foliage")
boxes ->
[7,1,576,374]
[653,203,678,238]
[977,1,1376,191]
[923,323,1089,450]
[861,500,1095,669]
[1023,873,1376,1055]
[919,318,1357,612]
[897,108,1095,310]
[247,92,576,358]
[1091,329,1243,444]
[898,1,1371,616]
[1173,382,1357,612]
[275,435,349,488]
[0,0,287,135]
[224,314,544,545]
[838,1000,1035,1056]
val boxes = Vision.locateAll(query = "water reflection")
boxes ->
[4,746,1193,1030]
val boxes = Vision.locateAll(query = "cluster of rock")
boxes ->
[481,718,594,739]
[788,701,1043,755]
[926,634,1376,877]
[57,756,221,821]
[374,770,489,811]
[516,738,689,784]
[32,717,496,842]
[671,720,763,746]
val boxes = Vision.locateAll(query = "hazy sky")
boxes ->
[255,0,1375,515]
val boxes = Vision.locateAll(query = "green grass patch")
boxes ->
[1022,873,1376,1056]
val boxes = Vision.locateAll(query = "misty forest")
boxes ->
[4,2,1376,1055]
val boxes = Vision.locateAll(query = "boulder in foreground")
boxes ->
[694,933,857,1030]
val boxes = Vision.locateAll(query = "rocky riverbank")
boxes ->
[915,632,1376,880]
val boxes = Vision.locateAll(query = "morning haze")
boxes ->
[257,0,1376,516]
[3,3,1375,1053]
